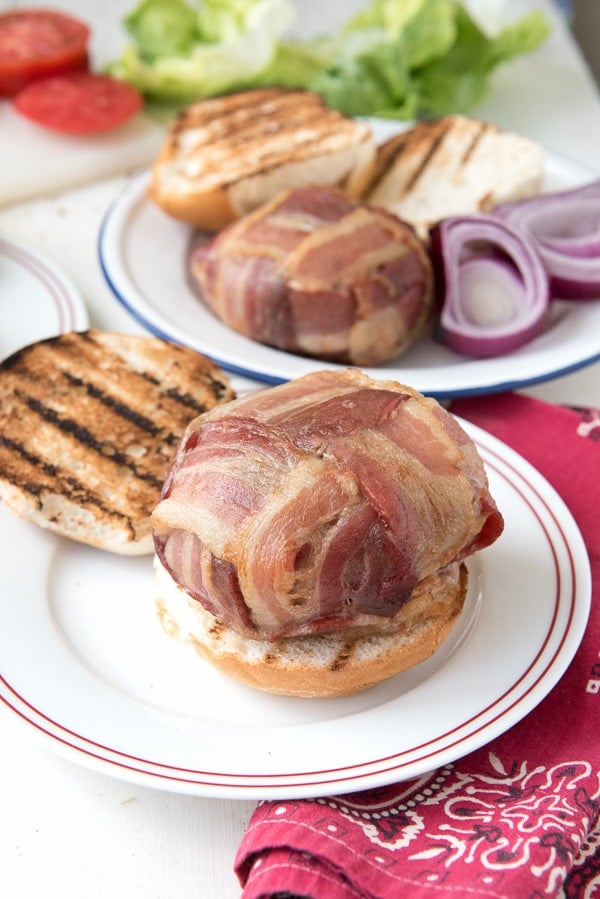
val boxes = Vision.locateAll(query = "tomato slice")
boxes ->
[0,9,90,97]
[14,73,144,134]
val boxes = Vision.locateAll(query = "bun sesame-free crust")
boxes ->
[155,555,469,698]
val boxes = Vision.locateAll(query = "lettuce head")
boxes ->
[109,0,550,119]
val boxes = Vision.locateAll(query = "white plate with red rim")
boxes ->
[0,419,591,799]
[98,120,600,398]
[0,237,88,361]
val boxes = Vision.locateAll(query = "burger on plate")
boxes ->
[152,369,504,697]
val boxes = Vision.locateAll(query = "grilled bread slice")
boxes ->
[0,330,234,555]
[364,115,544,238]
[149,87,376,230]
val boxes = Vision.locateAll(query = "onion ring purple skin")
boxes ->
[495,180,600,300]
[430,214,551,358]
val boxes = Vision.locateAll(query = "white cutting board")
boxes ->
[0,104,165,206]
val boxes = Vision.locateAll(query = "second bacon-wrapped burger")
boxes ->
[189,184,434,367]
[152,370,503,697]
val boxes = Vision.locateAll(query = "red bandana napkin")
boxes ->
[235,392,600,899]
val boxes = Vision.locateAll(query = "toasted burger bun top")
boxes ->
[0,330,234,554]
[149,87,376,231]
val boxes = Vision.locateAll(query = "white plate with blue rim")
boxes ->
[98,121,600,398]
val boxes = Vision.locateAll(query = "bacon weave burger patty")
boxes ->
[153,369,504,642]
[189,184,435,367]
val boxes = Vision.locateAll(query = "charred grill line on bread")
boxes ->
[0,330,234,554]
[371,120,456,198]
[461,120,490,165]
[331,644,353,672]
[61,373,165,438]
[164,383,232,410]
[164,90,366,178]
[405,119,490,194]
[60,371,223,440]
[360,120,430,200]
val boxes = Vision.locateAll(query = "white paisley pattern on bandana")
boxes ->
[572,406,600,441]
[312,754,600,895]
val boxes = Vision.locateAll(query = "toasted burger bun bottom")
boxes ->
[154,555,469,698]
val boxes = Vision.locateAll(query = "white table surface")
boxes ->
[1,3,599,898]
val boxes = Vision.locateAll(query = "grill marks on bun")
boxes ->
[363,114,544,238]
[149,87,376,230]
[0,330,234,554]
[169,90,362,182]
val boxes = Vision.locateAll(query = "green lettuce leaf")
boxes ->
[413,7,551,116]
[121,0,199,59]
[109,0,295,100]
[344,0,457,69]
[309,32,414,118]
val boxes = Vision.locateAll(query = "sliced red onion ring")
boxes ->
[495,180,600,300]
[430,214,550,358]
